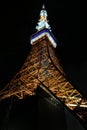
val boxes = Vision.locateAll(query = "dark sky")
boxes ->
[0,1,87,130]
[0,1,87,96]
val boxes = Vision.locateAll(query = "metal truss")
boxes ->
[0,37,87,127]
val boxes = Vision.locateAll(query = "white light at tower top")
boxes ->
[42,4,45,9]
[36,4,51,31]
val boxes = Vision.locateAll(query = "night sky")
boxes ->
[0,1,87,95]
[0,1,87,130]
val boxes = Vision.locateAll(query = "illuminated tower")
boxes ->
[0,4,87,128]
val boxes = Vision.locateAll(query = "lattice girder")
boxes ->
[0,37,87,126]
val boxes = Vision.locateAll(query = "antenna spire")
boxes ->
[42,4,45,9]
[36,4,51,31]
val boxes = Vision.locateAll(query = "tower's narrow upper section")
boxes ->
[30,4,57,48]
[36,4,51,31]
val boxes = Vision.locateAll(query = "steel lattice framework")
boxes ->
[0,4,87,128]
[0,36,87,126]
